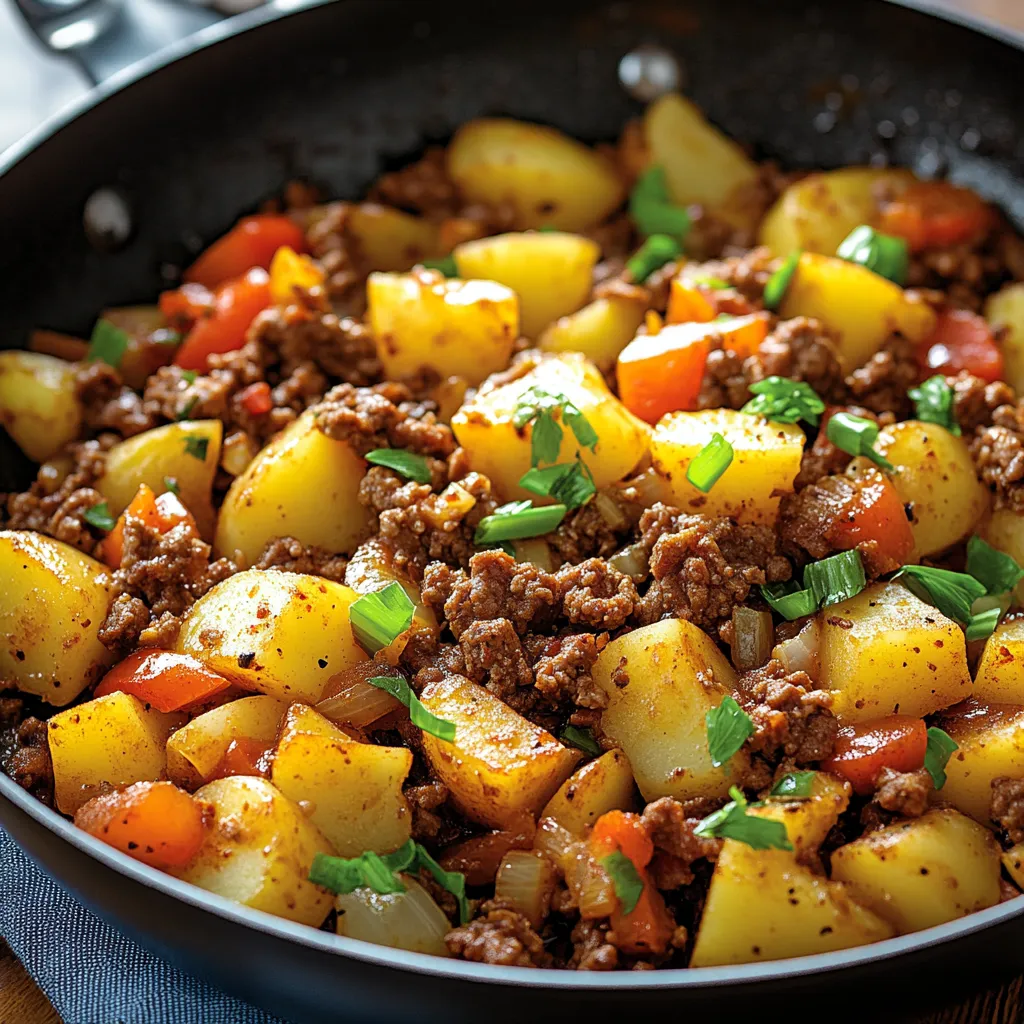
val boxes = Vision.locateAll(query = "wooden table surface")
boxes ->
[4,0,1024,1021]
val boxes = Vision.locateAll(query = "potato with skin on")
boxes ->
[174,776,334,927]
[643,92,759,230]
[176,569,368,704]
[937,700,1024,824]
[973,617,1024,704]
[980,509,1024,606]
[453,231,599,339]
[215,408,371,565]
[345,203,442,272]
[447,118,625,233]
[166,695,288,789]
[99,419,222,540]
[48,691,184,815]
[540,750,638,835]
[419,675,581,829]
[271,703,413,857]
[651,409,805,525]
[985,282,1024,395]
[830,808,1002,933]
[593,619,750,802]
[779,253,937,374]
[0,350,82,462]
[368,269,519,386]
[538,296,647,370]
[819,582,971,723]
[758,167,917,257]
[0,531,116,705]
[451,350,650,501]
[874,421,989,558]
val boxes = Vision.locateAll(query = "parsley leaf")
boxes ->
[908,375,960,436]
[86,319,130,368]
[768,772,817,801]
[518,459,595,510]
[694,786,794,851]
[923,727,958,790]
[365,448,433,484]
[560,725,601,757]
[82,502,116,532]
[966,535,1024,596]
[162,476,180,497]
[183,435,209,461]
[601,851,644,915]
[513,387,598,468]
[741,376,825,426]
[705,695,754,768]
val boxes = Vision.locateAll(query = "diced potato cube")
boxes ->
[271,703,412,857]
[974,617,1024,704]
[593,619,748,802]
[176,776,334,927]
[830,809,1001,933]
[819,582,971,723]
[0,531,116,705]
[215,409,372,566]
[419,675,580,829]
[538,296,647,370]
[985,283,1024,395]
[177,568,367,704]
[451,351,650,501]
[980,509,1024,607]
[454,231,599,338]
[650,409,805,525]
[48,692,184,814]
[0,351,82,463]
[368,270,518,386]
[875,420,988,558]
[540,750,637,835]
[346,203,442,272]
[447,118,625,232]
[780,253,937,374]
[754,772,851,861]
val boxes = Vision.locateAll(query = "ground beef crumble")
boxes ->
[991,777,1024,844]
[843,334,918,418]
[641,797,722,889]
[0,697,54,807]
[872,767,933,819]
[253,536,348,582]
[446,900,552,967]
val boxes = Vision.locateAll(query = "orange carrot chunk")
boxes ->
[100,484,196,569]
[822,716,928,795]
[94,649,231,712]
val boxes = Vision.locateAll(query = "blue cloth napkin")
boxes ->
[0,827,288,1024]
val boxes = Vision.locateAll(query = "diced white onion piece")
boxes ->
[772,616,821,681]
[608,542,649,581]
[317,663,403,727]
[593,491,628,530]
[335,876,451,956]
[495,850,558,927]
[534,816,577,872]
[513,538,554,571]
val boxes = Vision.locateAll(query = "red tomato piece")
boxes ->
[94,649,231,712]
[238,381,274,416]
[829,469,916,574]
[823,716,928,795]
[100,485,196,569]
[159,282,214,334]
[919,308,1004,383]
[879,180,994,253]
[184,214,307,290]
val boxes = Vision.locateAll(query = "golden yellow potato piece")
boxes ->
[539,750,637,835]
[215,409,371,565]
[447,118,624,232]
[986,282,1024,395]
[538,296,647,370]
[820,582,971,723]
[0,351,81,463]
[367,270,518,386]
[346,203,442,272]
[176,776,334,927]
[165,694,288,788]
[48,692,184,814]
[643,92,759,230]
[593,619,748,802]
[177,568,367,704]
[974,617,1024,704]
[419,675,580,829]
[830,809,1001,933]
[980,509,1024,606]
[0,530,116,705]
[875,421,988,558]
[451,351,649,501]
[271,703,412,857]
[754,772,851,861]
[453,231,599,339]
[99,419,222,540]
[758,167,916,257]
[939,701,1024,824]
[780,253,937,374]
[651,409,805,525]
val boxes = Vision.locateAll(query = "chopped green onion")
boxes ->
[421,254,457,277]
[760,580,818,621]
[966,605,1002,641]
[86,318,130,369]
[183,435,209,461]
[768,772,817,801]
[474,500,567,545]
[601,851,644,915]
[966,535,1024,595]
[82,502,116,532]
[163,476,180,497]
[410,841,470,924]
[686,433,734,493]
[705,695,755,768]
[763,250,801,310]
[561,725,602,757]
[803,550,867,608]
[741,376,825,426]
[367,675,455,742]
[176,395,199,422]
[181,369,198,385]
[690,275,730,290]
[837,224,909,286]
[826,412,895,472]
[923,727,958,790]
[365,448,432,484]
[894,565,986,626]
[694,786,793,851]
[151,328,183,347]
[513,387,598,468]
[908,375,960,436]
[518,459,595,510]
[349,582,416,654]
[628,166,691,241]
[626,234,682,284]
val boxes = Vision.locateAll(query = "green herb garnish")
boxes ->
[601,851,644,915]
[763,250,801,310]
[349,582,416,654]
[705,695,755,768]
[365,448,433,484]
[686,433,734,493]
[804,550,868,608]
[183,434,209,461]
[163,477,180,497]
[966,535,1024,596]
[82,502,116,532]
[367,675,455,742]
[768,772,818,801]
[518,459,595,510]
[908,375,960,436]
[628,165,691,241]
[625,233,682,283]
[826,412,895,472]
[741,377,825,426]
[513,386,598,468]
[86,319,130,369]
[894,565,987,627]
[923,727,958,790]
[561,725,602,757]
[421,254,457,277]
[474,500,567,545]
[837,224,909,286]
[760,580,819,620]
[176,395,199,422]
[694,786,794,851]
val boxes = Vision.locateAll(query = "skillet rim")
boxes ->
[2,0,1024,992]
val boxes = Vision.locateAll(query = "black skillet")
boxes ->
[2,1,1024,1020]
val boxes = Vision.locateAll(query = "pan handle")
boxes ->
[13,0,253,86]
